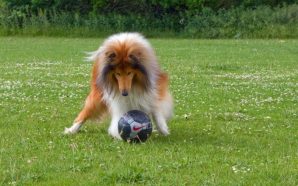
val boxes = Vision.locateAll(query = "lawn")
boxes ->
[0,37,297,185]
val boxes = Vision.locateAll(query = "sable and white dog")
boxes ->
[64,33,173,139]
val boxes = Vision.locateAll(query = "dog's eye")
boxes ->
[127,72,132,76]
[115,73,121,76]
[109,53,116,58]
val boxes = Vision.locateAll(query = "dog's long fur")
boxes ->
[64,33,173,139]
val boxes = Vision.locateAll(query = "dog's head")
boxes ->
[93,33,158,96]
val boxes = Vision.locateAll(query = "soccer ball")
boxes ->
[118,110,152,143]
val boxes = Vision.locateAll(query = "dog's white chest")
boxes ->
[106,91,154,115]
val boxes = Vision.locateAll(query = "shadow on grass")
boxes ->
[148,122,242,149]
[149,130,221,146]
[61,120,246,150]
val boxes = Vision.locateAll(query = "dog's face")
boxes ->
[101,49,149,97]
[113,60,135,96]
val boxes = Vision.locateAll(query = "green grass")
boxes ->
[0,37,297,185]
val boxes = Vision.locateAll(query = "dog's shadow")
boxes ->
[68,122,237,148]
[148,126,239,150]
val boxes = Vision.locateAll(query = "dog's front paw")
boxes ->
[64,127,76,134]
[63,123,81,134]
[111,135,122,140]
[108,129,122,140]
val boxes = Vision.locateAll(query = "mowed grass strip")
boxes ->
[0,37,297,185]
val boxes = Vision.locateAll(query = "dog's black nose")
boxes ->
[121,90,128,96]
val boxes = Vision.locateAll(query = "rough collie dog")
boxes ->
[64,33,173,139]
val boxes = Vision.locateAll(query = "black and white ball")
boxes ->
[118,110,152,143]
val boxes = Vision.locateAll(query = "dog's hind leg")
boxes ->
[64,90,107,134]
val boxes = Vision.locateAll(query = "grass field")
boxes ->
[0,37,297,185]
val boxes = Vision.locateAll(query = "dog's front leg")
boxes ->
[153,111,170,135]
[64,90,106,134]
[108,114,122,140]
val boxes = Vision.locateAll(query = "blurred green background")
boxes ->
[0,0,297,38]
